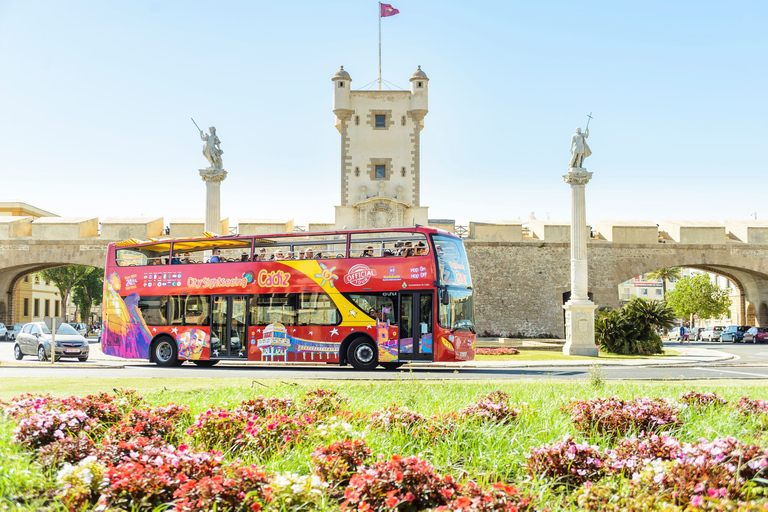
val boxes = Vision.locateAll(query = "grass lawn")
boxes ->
[475,348,682,361]
[1,378,766,510]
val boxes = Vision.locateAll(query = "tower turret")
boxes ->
[332,66,352,131]
[409,65,429,122]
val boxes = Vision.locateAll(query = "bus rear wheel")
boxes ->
[153,337,179,367]
[380,362,404,371]
[347,337,378,371]
[192,360,219,367]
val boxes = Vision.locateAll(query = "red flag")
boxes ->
[380,3,400,17]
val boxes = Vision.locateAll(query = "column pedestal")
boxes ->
[199,168,227,235]
[563,167,598,357]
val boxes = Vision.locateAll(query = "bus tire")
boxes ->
[152,336,179,367]
[192,360,219,367]
[380,362,404,371]
[347,337,378,371]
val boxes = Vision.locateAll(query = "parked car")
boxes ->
[13,322,89,362]
[7,323,24,341]
[721,325,751,343]
[0,323,6,340]
[743,327,768,344]
[72,323,88,336]
[691,327,705,341]
[700,326,725,342]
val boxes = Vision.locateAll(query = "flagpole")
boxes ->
[378,2,382,90]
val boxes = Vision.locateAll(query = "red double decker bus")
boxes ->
[102,227,475,370]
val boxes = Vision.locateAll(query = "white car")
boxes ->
[0,323,6,340]
[7,323,23,341]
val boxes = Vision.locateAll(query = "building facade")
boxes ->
[332,66,430,229]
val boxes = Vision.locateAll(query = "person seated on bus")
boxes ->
[361,246,375,258]
[285,251,294,260]
[241,253,249,262]
[182,253,192,264]
[394,241,404,256]
[314,251,323,259]
[369,309,380,321]
[416,242,427,255]
[210,248,222,263]
[297,249,306,259]
[305,247,314,259]
[404,241,415,257]
[274,249,285,261]
[149,257,162,266]
[171,253,182,264]
[256,248,267,261]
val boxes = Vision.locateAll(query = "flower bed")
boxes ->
[1,386,768,510]
[475,347,521,355]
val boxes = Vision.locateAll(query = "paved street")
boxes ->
[1,339,768,381]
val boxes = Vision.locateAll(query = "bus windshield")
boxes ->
[438,288,475,333]
[433,235,472,287]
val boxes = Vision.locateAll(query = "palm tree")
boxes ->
[645,267,682,299]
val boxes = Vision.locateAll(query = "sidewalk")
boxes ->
[0,340,734,370]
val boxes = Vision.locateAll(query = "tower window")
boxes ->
[401,116,406,126]
[339,82,344,88]
[401,167,406,177]
[417,81,423,88]
[375,115,386,128]
[354,167,360,177]
[375,165,386,179]
[355,116,359,125]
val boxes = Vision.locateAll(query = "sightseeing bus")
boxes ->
[101,227,475,370]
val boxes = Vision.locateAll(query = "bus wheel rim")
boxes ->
[157,342,172,362]
[355,344,374,363]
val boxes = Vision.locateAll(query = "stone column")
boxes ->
[562,167,598,356]
[199,168,227,234]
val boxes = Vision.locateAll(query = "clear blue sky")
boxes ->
[1,0,765,227]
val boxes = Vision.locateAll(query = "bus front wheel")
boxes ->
[153,337,180,367]
[347,337,378,371]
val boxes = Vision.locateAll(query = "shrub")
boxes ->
[236,396,295,416]
[679,391,729,408]
[301,388,349,415]
[609,433,682,475]
[56,456,108,511]
[595,298,672,355]
[526,435,608,486]
[186,407,251,450]
[172,463,272,512]
[435,481,534,512]
[37,436,95,469]
[1,393,62,420]
[574,480,668,511]
[458,391,520,424]
[268,472,328,510]
[311,439,371,490]
[369,407,426,432]
[735,397,768,416]
[341,454,459,511]
[475,347,520,356]
[636,458,739,506]
[13,409,93,449]
[242,413,314,458]
[563,396,681,436]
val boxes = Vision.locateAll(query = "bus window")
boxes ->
[296,292,341,326]
[116,246,169,267]
[138,296,168,326]
[346,293,398,324]
[432,235,472,287]
[167,295,210,326]
[251,294,295,325]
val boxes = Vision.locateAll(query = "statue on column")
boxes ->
[200,126,224,170]
[569,126,591,169]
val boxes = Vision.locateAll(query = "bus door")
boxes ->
[210,295,248,358]
[397,292,434,361]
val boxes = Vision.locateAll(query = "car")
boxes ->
[7,323,23,341]
[71,323,89,336]
[13,322,89,362]
[691,327,705,341]
[669,328,695,341]
[700,326,725,342]
[721,325,751,343]
[0,323,6,340]
[743,327,768,344]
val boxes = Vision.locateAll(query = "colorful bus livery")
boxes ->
[102,227,476,370]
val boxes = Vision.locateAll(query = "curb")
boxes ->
[0,363,126,369]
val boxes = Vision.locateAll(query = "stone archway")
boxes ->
[759,303,768,327]
[746,303,757,326]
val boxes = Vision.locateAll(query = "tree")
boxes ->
[71,268,104,322]
[665,274,732,325]
[595,298,675,355]
[37,266,96,320]
[645,267,682,298]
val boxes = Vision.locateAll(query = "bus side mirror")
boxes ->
[441,290,450,306]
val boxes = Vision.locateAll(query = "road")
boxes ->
[1,340,767,381]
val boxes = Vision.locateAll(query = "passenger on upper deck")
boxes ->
[182,253,191,264]
[362,246,375,257]
[298,249,305,260]
[256,248,267,261]
[305,248,314,259]
[171,253,181,264]
[416,242,427,255]
[210,248,222,263]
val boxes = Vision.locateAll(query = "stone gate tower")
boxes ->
[332,66,430,229]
